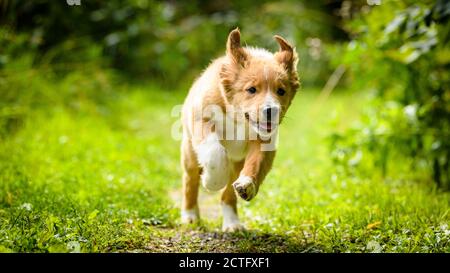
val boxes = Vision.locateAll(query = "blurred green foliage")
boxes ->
[329,0,450,188]
[0,0,345,85]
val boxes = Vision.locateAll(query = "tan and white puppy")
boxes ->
[180,28,299,231]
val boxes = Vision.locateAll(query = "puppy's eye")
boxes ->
[246,87,257,94]
[277,88,286,96]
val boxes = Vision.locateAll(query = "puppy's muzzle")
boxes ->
[262,106,279,122]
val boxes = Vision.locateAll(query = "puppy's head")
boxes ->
[220,28,300,138]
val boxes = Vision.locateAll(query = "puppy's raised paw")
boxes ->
[233,176,257,201]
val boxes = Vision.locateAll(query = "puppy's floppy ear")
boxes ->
[274,35,298,72]
[274,35,300,90]
[226,28,248,67]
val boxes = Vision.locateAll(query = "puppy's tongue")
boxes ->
[259,122,273,131]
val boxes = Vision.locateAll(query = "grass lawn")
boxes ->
[0,77,449,253]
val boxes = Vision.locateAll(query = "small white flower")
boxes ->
[20,203,32,211]
[366,240,382,253]
[67,241,81,253]
[440,224,450,236]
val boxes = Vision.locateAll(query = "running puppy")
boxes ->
[180,28,299,231]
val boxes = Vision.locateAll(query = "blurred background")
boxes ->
[1,0,351,86]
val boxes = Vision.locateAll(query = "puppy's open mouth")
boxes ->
[245,113,277,134]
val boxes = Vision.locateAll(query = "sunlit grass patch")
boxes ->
[0,77,449,252]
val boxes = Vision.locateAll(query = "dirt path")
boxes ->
[124,188,314,253]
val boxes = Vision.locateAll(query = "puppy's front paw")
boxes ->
[222,203,245,232]
[233,176,257,201]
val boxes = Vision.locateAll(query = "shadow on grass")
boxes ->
[128,227,324,253]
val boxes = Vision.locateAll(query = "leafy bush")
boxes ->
[329,0,450,188]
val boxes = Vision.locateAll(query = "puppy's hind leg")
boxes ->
[181,137,200,224]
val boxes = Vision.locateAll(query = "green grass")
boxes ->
[0,74,449,253]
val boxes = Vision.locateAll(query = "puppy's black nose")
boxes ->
[262,106,279,121]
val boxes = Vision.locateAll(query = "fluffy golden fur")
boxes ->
[180,28,299,231]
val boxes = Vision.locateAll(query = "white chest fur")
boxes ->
[223,116,248,161]
[214,111,249,162]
